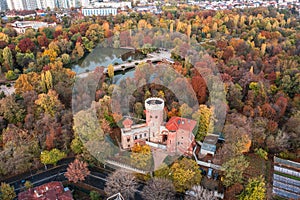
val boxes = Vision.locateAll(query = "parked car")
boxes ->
[207,168,213,179]
[214,172,219,180]
[199,168,206,175]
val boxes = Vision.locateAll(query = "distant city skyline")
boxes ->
[1,0,78,11]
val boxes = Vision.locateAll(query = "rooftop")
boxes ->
[18,181,73,200]
[165,116,197,132]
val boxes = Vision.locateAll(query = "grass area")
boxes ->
[274,171,300,181]
[244,153,266,180]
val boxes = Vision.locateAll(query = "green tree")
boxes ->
[3,47,13,70]
[239,176,266,200]
[90,191,101,200]
[73,109,104,143]
[70,137,83,154]
[40,148,66,165]
[0,96,25,124]
[0,182,16,200]
[24,181,33,189]
[255,148,268,160]
[155,158,202,193]
[5,70,17,81]
[179,103,193,118]
[222,156,249,187]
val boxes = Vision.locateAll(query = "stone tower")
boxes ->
[145,97,164,143]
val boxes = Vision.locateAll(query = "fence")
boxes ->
[105,160,148,174]
[145,141,167,150]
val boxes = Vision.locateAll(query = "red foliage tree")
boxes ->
[261,103,276,119]
[65,159,90,183]
[37,35,49,48]
[275,96,288,118]
[191,75,207,104]
[18,38,36,53]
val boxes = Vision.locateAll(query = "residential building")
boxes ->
[120,97,197,156]
[41,0,56,10]
[11,21,56,33]
[18,181,73,200]
[68,0,81,8]
[7,0,25,10]
[6,10,36,18]
[93,1,132,9]
[24,0,39,10]
[0,0,8,11]
[56,0,70,8]
[200,133,219,156]
[81,7,117,16]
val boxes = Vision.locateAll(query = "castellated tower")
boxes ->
[145,97,164,143]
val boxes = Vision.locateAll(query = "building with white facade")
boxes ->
[56,0,70,8]
[11,21,56,33]
[41,0,56,10]
[82,7,117,16]
[24,0,39,10]
[7,0,25,10]
[0,0,8,11]
[93,1,131,9]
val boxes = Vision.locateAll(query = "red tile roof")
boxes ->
[123,118,133,126]
[165,116,197,132]
[18,181,73,200]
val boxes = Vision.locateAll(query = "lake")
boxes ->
[72,47,145,75]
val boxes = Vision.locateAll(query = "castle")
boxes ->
[120,97,197,155]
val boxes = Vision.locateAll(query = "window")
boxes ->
[128,145,130,148]
[181,137,183,139]
[127,138,130,142]
[178,142,180,145]
[144,133,147,137]
[140,134,142,138]
[155,116,158,119]
[182,120,185,124]
[150,115,153,118]
[134,135,137,140]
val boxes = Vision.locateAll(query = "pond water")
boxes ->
[72,47,145,75]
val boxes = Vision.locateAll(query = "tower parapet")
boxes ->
[145,97,165,142]
[145,97,164,111]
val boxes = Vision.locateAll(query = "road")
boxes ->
[3,160,144,200]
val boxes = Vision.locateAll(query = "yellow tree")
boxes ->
[43,49,58,62]
[192,105,213,141]
[40,71,53,92]
[35,89,64,117]
[170,21,174,33]
[261,43,267,55]
[169,158,202,192]
[107,64,114,79]
[130,144,152,169]
[14,74,33,94]
[239,176,266,200]
[187,24,192,38]
[0,32,9,43]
